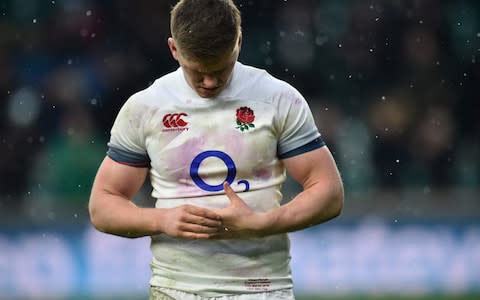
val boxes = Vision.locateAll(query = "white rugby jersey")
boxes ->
[107,62,325,296]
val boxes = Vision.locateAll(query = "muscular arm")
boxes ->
[89,156,223,239]
[216,146,344,238]
[265,146,344,233]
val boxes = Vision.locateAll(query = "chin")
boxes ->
[197,88,221,98]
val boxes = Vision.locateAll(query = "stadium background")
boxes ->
[0,0,479,299]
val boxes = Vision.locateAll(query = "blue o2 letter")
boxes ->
[190,150,236,192]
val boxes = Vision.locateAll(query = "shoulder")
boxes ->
[235,62,286,87]
[234,62,299,100]
[123,68,181,109]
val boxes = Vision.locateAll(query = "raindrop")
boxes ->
[375,17,380,22]
[73,213,78,218]
[419,20,423,24]
[381,95,386,101]
[86,10,92,16]
[67,59,73,65]
[32,18,37,23]
[338,43,342,48]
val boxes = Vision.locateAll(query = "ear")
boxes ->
[237,32,243,49]
[168,37,179,61]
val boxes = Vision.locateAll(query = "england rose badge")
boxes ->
[235,106,255,131]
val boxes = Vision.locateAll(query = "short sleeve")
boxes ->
[275,85,323,158]
[107,95,150,167]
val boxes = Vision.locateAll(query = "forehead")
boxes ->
[179,46,239,74]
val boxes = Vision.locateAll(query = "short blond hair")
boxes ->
[170,0,241,60]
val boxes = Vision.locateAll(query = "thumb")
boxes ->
[223,182,243,205]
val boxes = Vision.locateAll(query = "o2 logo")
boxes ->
[190,150,250,192]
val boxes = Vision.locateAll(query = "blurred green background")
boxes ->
[1,0,479,299]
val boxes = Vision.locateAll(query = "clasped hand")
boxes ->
[161,182,268,239]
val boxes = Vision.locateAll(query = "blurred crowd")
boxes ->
[1,0,479,222]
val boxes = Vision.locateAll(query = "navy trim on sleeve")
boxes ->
[107,147,150,168]
[278,137,326,160]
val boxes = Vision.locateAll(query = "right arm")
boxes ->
[88,156,224,239]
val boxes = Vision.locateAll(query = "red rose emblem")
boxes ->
[236,106,255,124]
[235,106,255,131]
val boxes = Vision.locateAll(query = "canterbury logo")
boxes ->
[163,113,188,128]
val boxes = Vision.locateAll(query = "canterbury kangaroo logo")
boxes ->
[163,113,188,128]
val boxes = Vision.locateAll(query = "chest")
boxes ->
[144,100,280,184]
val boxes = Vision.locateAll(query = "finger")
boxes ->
[182,214,223,228]
[179,223,224,234]
[208,229,235,240]
[180,232,214,240]
[223,182,241,203]
[186,205,222,221]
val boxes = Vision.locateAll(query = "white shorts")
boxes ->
[149,286,295,300]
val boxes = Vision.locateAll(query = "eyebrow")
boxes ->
[185,61,233,75]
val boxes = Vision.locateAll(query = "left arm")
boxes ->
[265,146,344,233]
[215,146,344,238]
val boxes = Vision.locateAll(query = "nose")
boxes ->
[202,75,218,88]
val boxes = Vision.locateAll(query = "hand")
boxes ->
[213,182,268,239]
[159,205,224,239]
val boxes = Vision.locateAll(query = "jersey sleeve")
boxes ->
[107,95,151,167]
[275,85,325,159]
